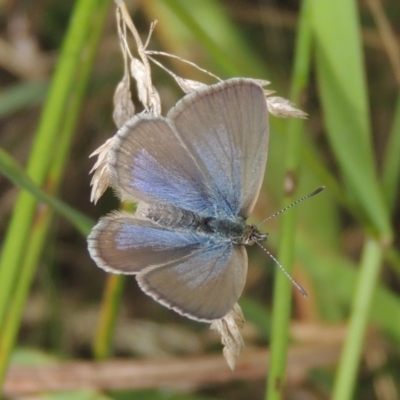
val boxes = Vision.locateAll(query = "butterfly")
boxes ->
[88,78,269,322]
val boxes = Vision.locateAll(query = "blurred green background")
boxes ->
[0,0,399,399]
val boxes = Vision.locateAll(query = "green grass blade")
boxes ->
[266,0,313,398]
[332,239,384,399]
[311,1,392,398]
[0,0,104,333]
[0,0,110,389]
[312,0,391,242]
[0,217,55,385]
[382,92,400,212]
[0,148,93,236]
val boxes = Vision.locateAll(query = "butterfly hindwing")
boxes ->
[137,243,247,321]
[88,212,208,274]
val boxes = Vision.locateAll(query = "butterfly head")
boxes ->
[240,224,268,246]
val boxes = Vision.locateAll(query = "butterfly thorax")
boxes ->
[202,216,246,242]
[202,217,268,246]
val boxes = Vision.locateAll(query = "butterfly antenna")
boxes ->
[253,186,325,296]
[256,241,307,297]
[257,186,325,228]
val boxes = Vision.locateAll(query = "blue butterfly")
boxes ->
[88,78,269,321]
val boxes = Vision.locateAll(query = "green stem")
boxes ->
[332,238,383,399]
[93,275,126,359]
[266,0,313,398]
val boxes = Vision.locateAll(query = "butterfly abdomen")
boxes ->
[138,202,204,230]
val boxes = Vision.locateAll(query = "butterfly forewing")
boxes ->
[109,116,214,214]
[170,78,269,218]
